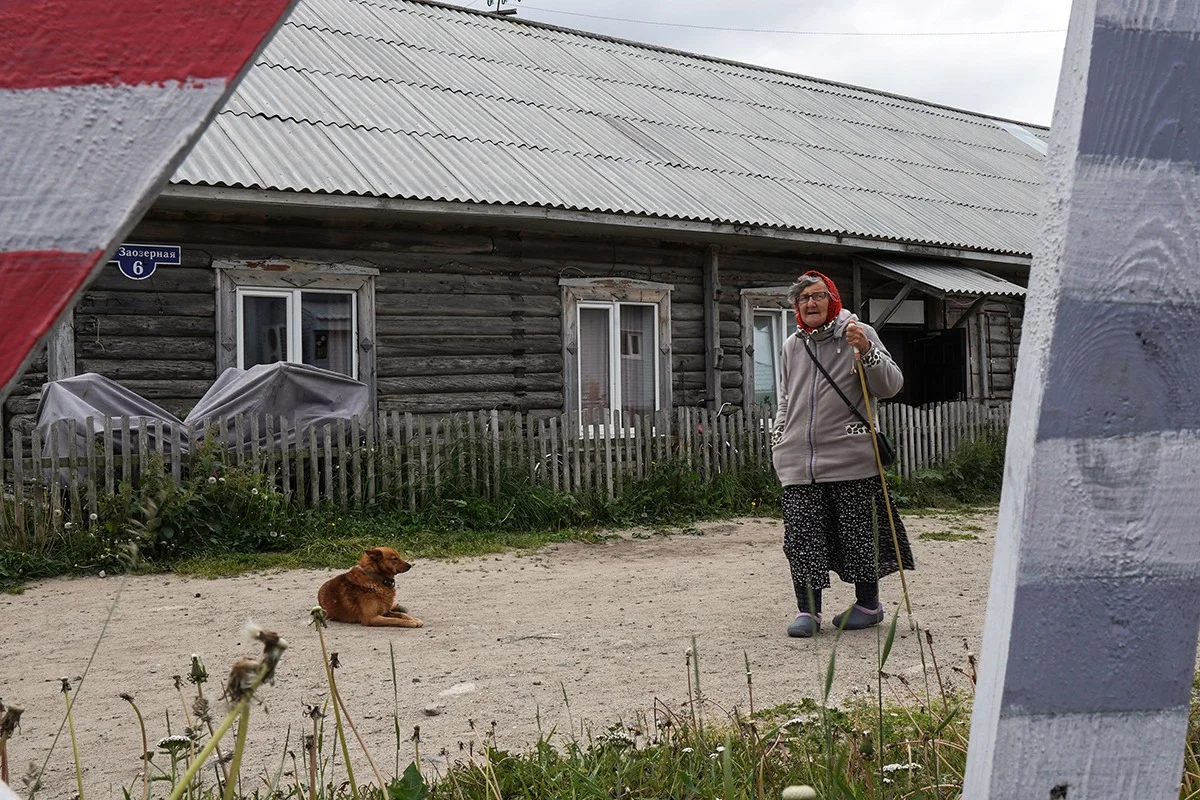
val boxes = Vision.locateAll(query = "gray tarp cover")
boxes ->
[185,362,369,445]
[35,372,187,457]
[36,364,369,461]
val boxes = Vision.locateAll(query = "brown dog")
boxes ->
[317,547,423,628]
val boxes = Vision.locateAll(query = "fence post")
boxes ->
[365,411,376,507]
[12,424,26,542]
[350,415,362,509]
[280,415,292,505]
[308,424,320,510]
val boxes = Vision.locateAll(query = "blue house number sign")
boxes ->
[110,243,181,280]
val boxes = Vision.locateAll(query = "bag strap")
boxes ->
[802,338,873,429]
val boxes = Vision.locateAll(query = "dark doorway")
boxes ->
[908,329,968,404]
[877,327,967,405]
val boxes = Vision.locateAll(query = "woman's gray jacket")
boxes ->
[771,309,903,486]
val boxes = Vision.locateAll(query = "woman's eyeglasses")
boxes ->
[796,291,830,303]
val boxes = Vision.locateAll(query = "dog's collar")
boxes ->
[365,571,395,588]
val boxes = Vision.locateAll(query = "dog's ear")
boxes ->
[364,548,383,563]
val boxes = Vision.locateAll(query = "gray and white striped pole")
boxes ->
[965,1,1200,797]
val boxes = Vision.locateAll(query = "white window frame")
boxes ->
[235,286,358,375]
[750,306,793,407]
[576,300,661,418]
[215,259,378,407]
[561,277,673,426]
[741,287,794,410]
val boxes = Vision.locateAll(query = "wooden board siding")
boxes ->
[119,211,720,418]
[75,257,217,416]
[372,243,705,415]
[946,296,1024,401]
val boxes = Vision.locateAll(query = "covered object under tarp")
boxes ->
[35,373,188,465]
[185,362,370,446]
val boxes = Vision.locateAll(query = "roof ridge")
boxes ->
[280,18,1044,167]
[364,0,1049,130]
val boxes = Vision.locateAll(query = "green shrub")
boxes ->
[891,428,1006,508]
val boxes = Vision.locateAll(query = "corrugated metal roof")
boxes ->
[171,0,1047,256]
[860,255,1027,296]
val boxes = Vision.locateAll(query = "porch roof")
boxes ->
[857,255,1027,298]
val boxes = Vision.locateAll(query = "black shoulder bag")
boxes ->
[803,341,896,467]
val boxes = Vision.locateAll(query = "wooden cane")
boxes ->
[850,328,914,627]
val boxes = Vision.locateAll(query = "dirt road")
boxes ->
[0,510,996,796]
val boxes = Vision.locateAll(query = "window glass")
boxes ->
[753,309,794,406]
[301,292,354,376]
[620,304,655,416]
[579,306,611,411]
[752,312,779,406]
[243,295,288,368]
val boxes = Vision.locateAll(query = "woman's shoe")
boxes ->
[832,603,884,630]
[787,612,821,638]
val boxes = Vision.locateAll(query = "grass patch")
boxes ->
[0,455,782,590]
[890,429,1006,509]
[918,530,979,542]
[173,526,610,578]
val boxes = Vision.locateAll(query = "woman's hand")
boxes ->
[846,322,871,353]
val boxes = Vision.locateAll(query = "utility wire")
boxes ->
[517,5,1064,37]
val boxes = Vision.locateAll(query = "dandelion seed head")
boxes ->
[89,512,99,521]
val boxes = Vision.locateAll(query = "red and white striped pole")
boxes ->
[0,0,296,403]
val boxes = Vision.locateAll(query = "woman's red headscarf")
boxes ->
[794,270,843,332]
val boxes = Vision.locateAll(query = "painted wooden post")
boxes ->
[965,2,1200,797]
[0,0,296,404]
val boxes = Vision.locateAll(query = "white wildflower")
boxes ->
[681,747,694,753]
[158,734,192,751]
[882,762,922,773]
[89,512,98,521]
[64,521,73,529]
[208,476,217,484]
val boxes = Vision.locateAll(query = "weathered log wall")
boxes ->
[2,207,1022,424]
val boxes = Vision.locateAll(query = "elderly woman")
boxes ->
[771,270,914,638]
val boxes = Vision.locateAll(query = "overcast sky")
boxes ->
[452,0,1072,127]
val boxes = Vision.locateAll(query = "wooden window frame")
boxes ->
[740,287,793,409]
[215,259,378,408]
[560,277,673,418]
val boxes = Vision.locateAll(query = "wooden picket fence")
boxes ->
[878,400,1011,479]
[0,401,1007,544]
